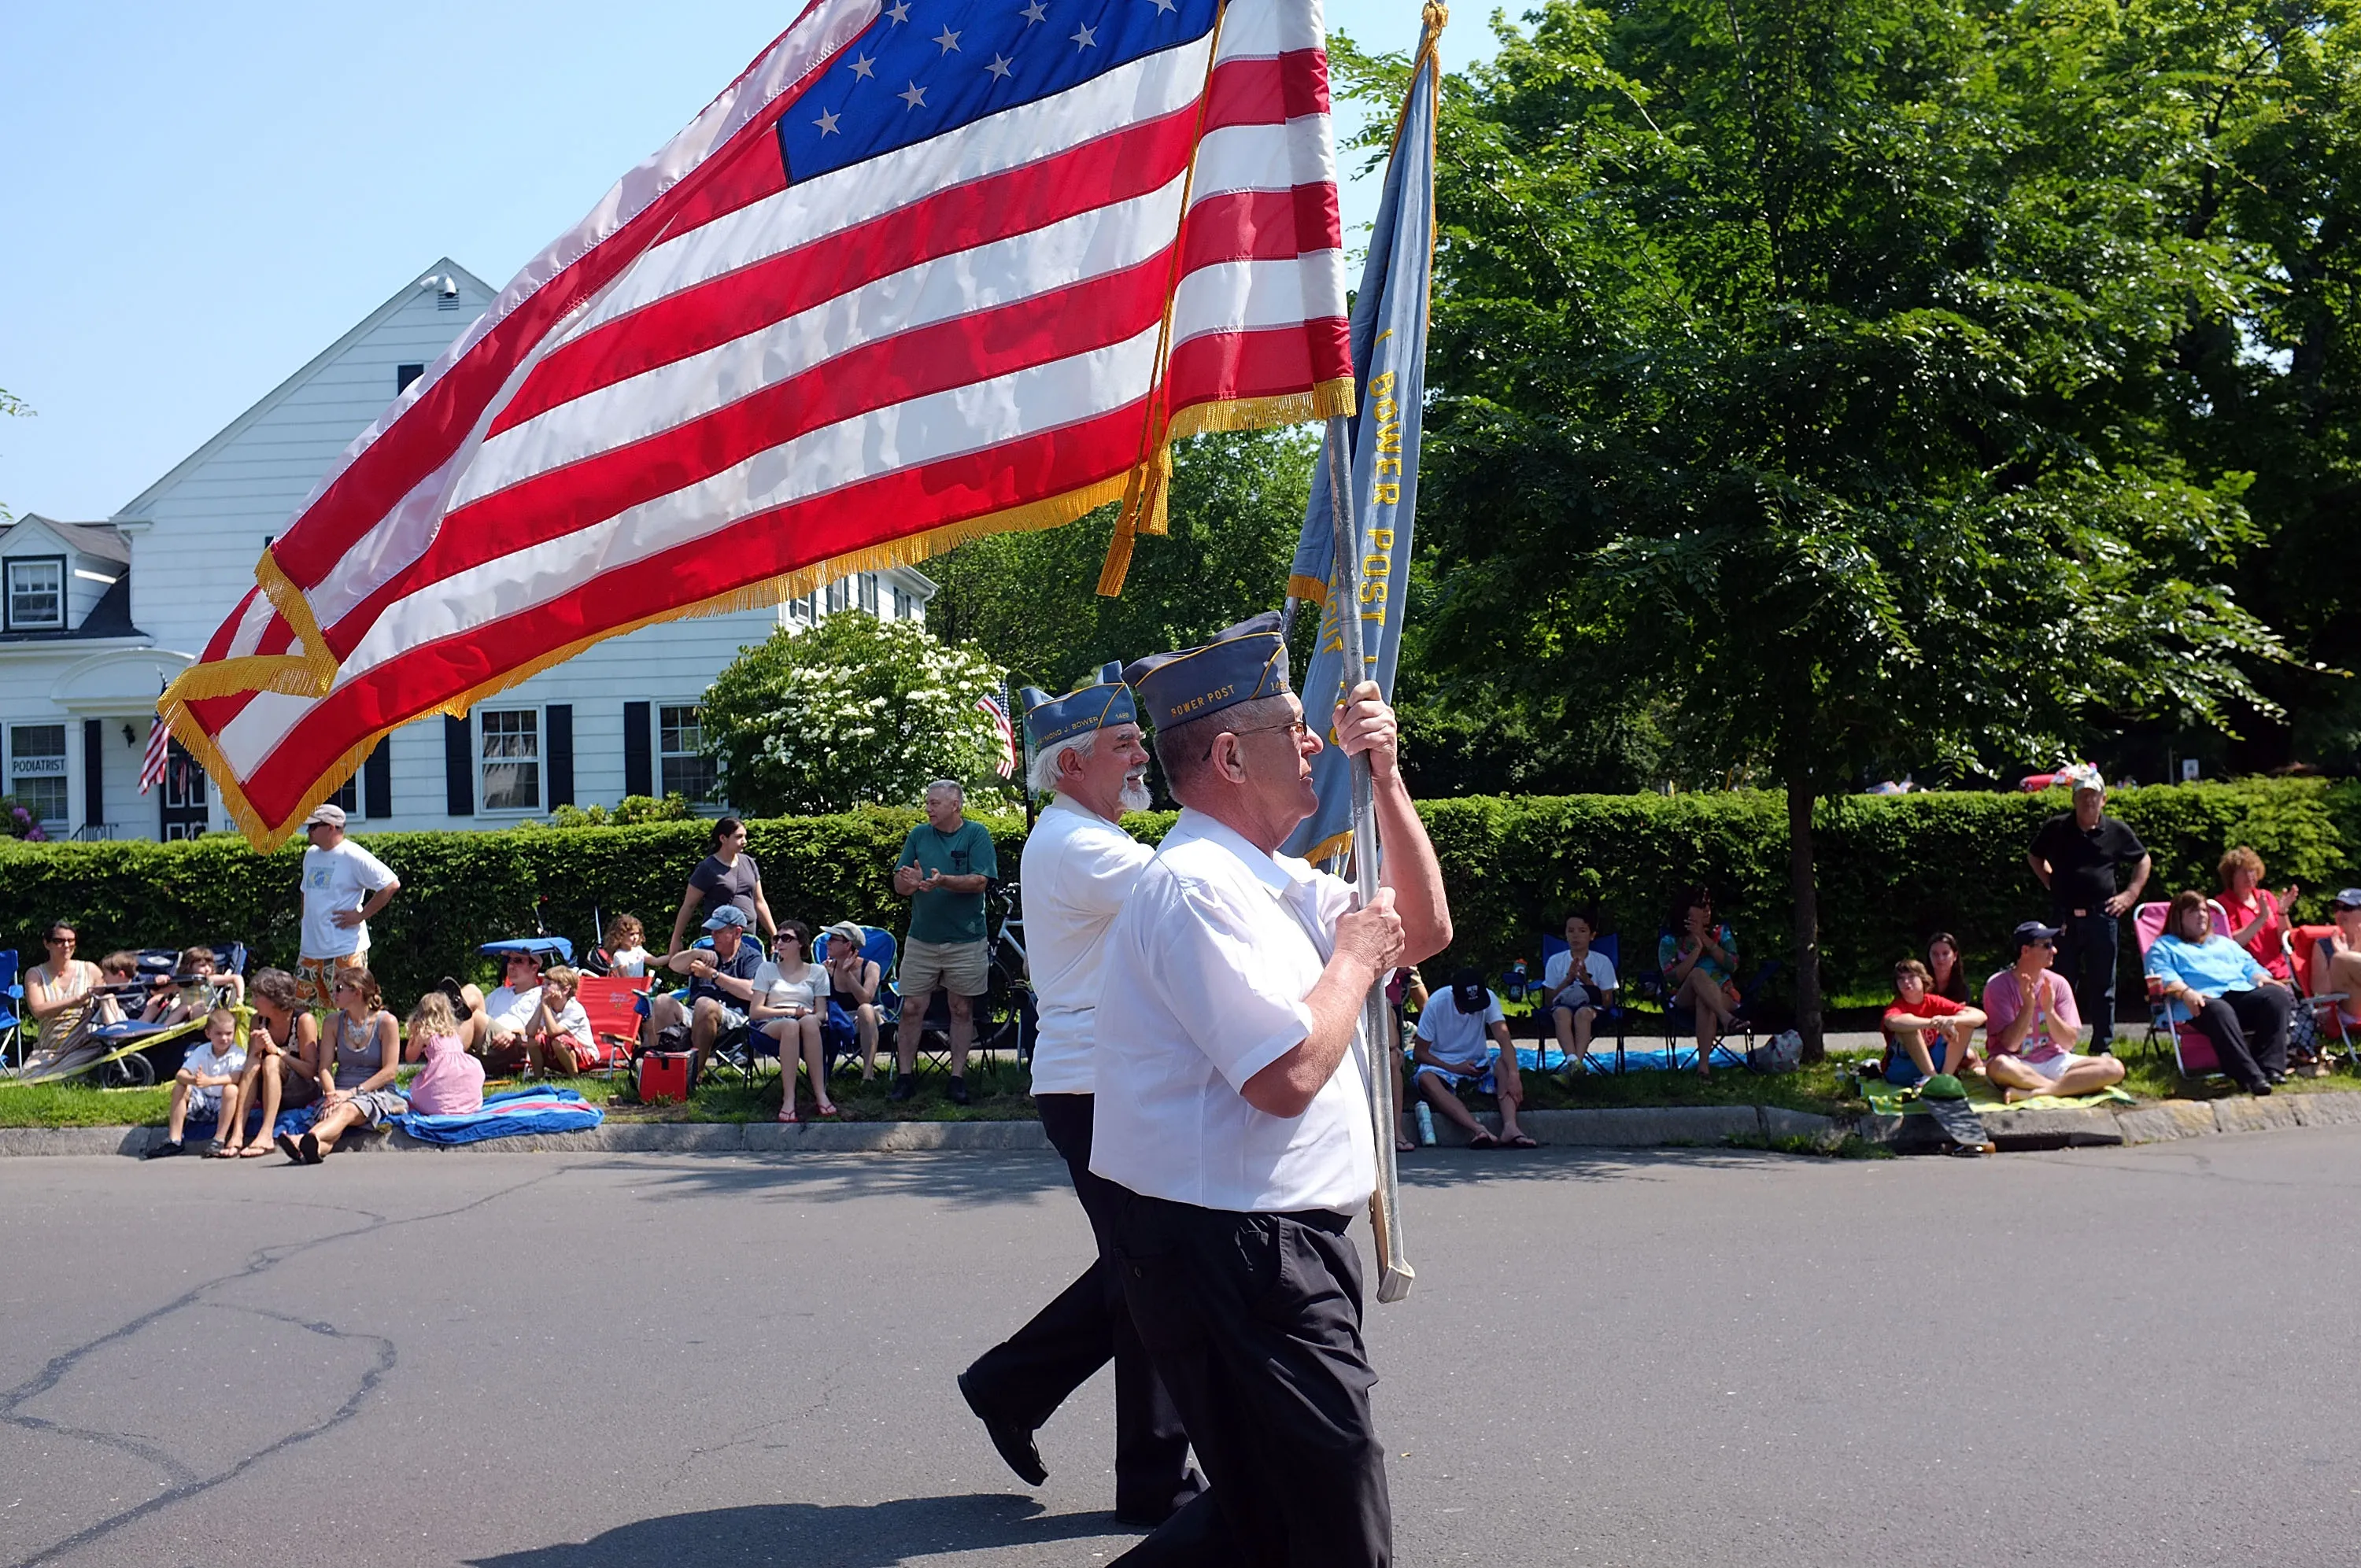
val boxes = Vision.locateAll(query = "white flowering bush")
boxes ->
[701,612,1013,816]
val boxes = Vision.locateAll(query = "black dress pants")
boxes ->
[1108,1190,1390,1568]
[960,1094,1192,1514]
[2189,987,2292,1090]
[2058,911,2123,1047]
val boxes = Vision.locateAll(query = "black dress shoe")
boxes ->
[2250,1081,2274,1097]
[956,1370,1046,1485]
[887,1073,916,1103]
[1115,1467,1206,1527]
[947,1076,970,1105]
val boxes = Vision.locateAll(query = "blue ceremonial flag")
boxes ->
[1282,16,1439,865]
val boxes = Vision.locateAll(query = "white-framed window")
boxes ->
[659,705,718,802]
[858,572,879,614]
[5,557,65,631]
[479,709,541,811]
[327,773,359,814]
[824,577,848,613]
[8,723,70,827]
[891,585,910,620]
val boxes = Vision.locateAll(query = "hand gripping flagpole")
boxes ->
[1326,415,1415,1304]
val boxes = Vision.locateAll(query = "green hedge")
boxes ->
[6,780,2355,1016]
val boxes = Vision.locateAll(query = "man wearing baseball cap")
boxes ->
[2026,765,2151,1051]
[1981,919,2127,1101]
[294,803,399,1006]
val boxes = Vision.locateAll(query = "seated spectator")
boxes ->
[2146,889,2293,1095]
[404,991,486,1116]
[2307,888,2361,1042]
[1409,968,1534,1149]
[2215,846,2296,982]
[644,905,764,1081]
[1387,965,1431,1150]
[1926,932,1971,1004]
[1542,910,1618,1068]
[98,950,140,986]
[220,968,325,1159]
[1658,886,1739,1078]
[24,921,116,1037]
[754,922,836,1122]
[146,1009,248,1160]
[279,968,403,1163]
[523,965,594,1076]
[478,947,556,1074]
[138,968,198,1028]
[1880,959,1986,1085]
[179,945,246,1005]
[819,921,883,1083]
[599,914,652,978]
[1982,921,2126,1102]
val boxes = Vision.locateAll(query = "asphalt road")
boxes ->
[6,1128,2359,1567]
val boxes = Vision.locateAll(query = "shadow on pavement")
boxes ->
[470,1495,1127,1566]
[1397,1143,1778,1188]
[583,1150,1076,1208]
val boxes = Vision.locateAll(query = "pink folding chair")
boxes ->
[2133,900,2230,1079]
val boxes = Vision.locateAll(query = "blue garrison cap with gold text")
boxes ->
[1123,611,1292,731]
[1021,662,1138,751]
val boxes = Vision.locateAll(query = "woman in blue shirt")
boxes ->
[2144,890,2293,1094]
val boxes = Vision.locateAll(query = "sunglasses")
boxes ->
[46,934,76,945]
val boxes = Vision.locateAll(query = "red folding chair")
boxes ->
[2289,924,2355,1069]
[575,973,652,1074]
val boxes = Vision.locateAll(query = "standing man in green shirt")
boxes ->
[890,778,999,1103]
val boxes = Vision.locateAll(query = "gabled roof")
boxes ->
[2,514,131,565]
[111,257,497,521]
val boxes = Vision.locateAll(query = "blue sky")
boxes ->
[0,0,1502,523]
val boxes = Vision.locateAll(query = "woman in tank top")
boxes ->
[279,967,403,1164]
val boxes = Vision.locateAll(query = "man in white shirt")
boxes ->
[294,804,399,1006]
[957,665,1198,1525]
[1091,612,1451,1568]
[1411,968,1532,1147]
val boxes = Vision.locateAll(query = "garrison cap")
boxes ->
[1123,611,1291,732]
[1021,662,1137,750]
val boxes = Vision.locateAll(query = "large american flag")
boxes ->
[165,0,1348,849]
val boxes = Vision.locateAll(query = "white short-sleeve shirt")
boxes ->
[1542,948,1618,997]
[1022,794,1155,1096]
[753,960,830,1013]
[298,839,397,958]
[485,984,540,1034]
[1088,809,1376,1215]
[1413,987,1506,1068]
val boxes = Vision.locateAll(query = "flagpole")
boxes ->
[1325,415,1414,1304]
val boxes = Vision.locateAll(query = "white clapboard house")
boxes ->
[0,260,935,841]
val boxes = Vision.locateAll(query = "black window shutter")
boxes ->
[82,719,104,829]
[546,704,575,809]
[363,736,393,819]
[623,701,652,798]
[444,714,474,816]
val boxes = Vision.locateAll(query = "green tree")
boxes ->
[700,612,1013,816]
[927,426,1316,692]
[1343,0,2293,1053]
[0,385,31,524]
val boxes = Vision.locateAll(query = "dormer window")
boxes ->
[5,557,65,631]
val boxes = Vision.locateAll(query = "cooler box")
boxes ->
[637,1051,692,1105]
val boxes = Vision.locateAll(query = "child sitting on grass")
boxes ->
[525,965,595,1076]
[404,991,486,1116]
[147,1008,246,1159]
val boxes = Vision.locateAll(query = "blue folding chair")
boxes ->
[1635,933,1778,1071]
[1533,932,1628,1073]
[815,926,900,1074]
[677,932,766,1083]
[0,949,21,1072]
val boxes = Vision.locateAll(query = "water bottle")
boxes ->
[1413,1101,1437,1146]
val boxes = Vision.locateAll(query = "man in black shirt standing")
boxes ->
[2026,766,2152,1051]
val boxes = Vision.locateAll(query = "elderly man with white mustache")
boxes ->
[957,663,1201,1527]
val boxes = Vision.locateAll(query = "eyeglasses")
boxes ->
[1232,718,1310,743]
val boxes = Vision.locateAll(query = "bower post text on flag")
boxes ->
[1281,20,1436,865]
[164,0,1351,849]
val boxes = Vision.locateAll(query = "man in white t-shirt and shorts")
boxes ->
[294,805,399,1006]
[1540,909,1619,1069]
[1411,967,1534,1148]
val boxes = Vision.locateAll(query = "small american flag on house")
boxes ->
[138,684,172,795]
[162,0,1350,849]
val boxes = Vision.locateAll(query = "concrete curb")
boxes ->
[13,1090,2361,1158]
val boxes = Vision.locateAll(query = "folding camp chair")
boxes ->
[2288,924,2356,1071]
[2133,901,2233,1080]
[815,926,900,1078]
[1532,932,1628,1073]
[574,973,652,1075]
[0,950,22,1074]
[1634,935,1773,1071]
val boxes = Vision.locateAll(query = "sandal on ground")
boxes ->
[239,1142,272,1158]
[205,1142,237,1159]
[1500,1132,1538,1149]
[1395,1135,1417,1153]
[777,1102,799,1123]
[1466,1130,1499,1149]
[275,1132,303,1162]
[816,1104,840,1119]
[298,1132,323,1164]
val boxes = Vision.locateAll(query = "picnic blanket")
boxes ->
[394,1087,603,1145]
[1859,1071,2135,1118]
